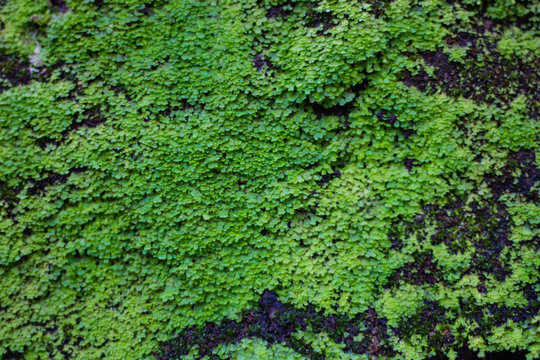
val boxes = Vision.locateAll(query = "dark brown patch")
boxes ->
[388,213,426,250]
[420,50,461,86]
[2,351,24,360]
[317,168,341,187]
[154,290,311,360]
[1,181,23,222]
[0,55,32,90]
[477,283,487,294]
[445,31,476,47]
[403,33,540,104]
[403,157,415,172]
[360,308,392,357]
[139,3,153,16]
[266,2,292,19]
[49,0,68,13]
[155,291,395,360]
[400,128,414,139]
[429,201,511,281]
[488,149,539,202]
[392,300,455,353]
[402,68,430,92]
[376,110,398,125]
[391,253,440,286]
[28,167,87,196]
[252,53,274,73]
[368,0,385,19]
[310,100,355,120]
[305,9,336,35]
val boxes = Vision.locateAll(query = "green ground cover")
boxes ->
[0,0,538,359]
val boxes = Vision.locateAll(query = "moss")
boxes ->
[0,0,538,359]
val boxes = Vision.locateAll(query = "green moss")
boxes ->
[0,0,538,359]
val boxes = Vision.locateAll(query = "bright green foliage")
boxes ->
[0,0,52,55]
[168,338,308,360]
[0,0,538,359]
[293,331,367,359]
[498,27,540,60]
[212,338,307,360]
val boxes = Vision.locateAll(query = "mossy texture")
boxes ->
[0,0,538,359]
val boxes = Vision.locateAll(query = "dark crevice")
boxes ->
[402,68,430,92]
[0,181,22,222]
[376,109,398,125]
[402,30,540,104]
[28,167,88,196]
[139,3,154,16]
[91,0,104,8]
[367,0,386,19]
[429,347,528,360]
[266,2,293,19]
[0,55,32,90]
[399,128,414,139]
[317,168,341,187]
[309,100,355,120]
[487,149,539,202]
[252,53,275,73]
[77,108,106,128]
[2,351,25,360]
[37,108,106,149]
[28,173,69,196]
[403,157,416,172]
[387,252,440,287]
[49,0,68,13]
[392,300,452,351]
[428,200,512,281]
[479,284,539,327]
[305,9,337,35]
[155,290,317,359]
[155,291,396,360]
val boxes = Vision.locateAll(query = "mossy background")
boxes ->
[0,0,538,359]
